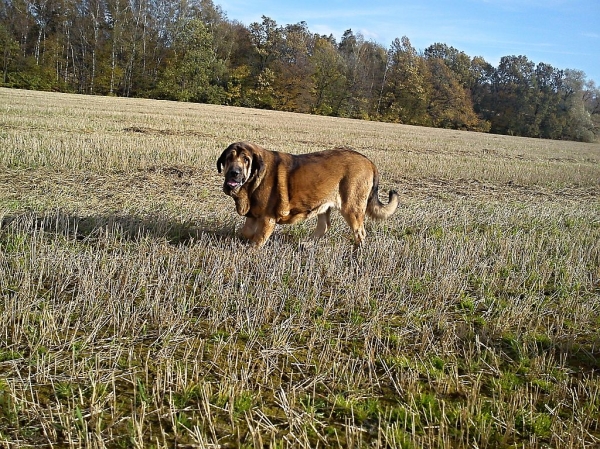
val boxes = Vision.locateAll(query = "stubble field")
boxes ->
[0,87,599,448]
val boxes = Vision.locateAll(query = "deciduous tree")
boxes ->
[157,17,225,103]
[381,36,429,125]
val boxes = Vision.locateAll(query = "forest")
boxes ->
[1,0,599,142]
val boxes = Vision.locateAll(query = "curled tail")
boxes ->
[367,174,399,219]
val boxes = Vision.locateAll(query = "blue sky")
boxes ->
[218,0,600,84]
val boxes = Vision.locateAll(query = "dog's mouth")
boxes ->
[224,177,245,192]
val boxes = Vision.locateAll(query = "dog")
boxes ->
[217,141,399,247]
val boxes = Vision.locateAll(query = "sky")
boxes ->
[217,0,600,84]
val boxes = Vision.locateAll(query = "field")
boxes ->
[0,87,599,448]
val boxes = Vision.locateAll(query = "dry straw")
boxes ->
[0,87,599,448]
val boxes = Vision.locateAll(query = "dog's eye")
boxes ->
[243,156,250,164]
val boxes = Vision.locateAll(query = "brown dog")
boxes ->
[217,141,399,247]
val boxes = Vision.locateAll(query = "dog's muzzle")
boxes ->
[224,169,245,194]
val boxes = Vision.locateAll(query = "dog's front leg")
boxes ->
[251,216,276,247]
[310,208,332,239]
[240,217,258,240]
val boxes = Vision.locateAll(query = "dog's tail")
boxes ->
[366,173,399,220]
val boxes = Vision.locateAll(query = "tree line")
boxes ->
[2,0,598,141]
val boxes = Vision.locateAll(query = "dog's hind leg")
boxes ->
[341,210,366,246]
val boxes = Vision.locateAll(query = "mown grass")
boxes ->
[0,87,599,448]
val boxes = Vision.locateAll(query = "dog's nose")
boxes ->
[228,168,241,177]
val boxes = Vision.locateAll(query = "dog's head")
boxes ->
[217,142,264,195]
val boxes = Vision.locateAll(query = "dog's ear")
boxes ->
[216,148,230,173]
[251,151,265,180]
